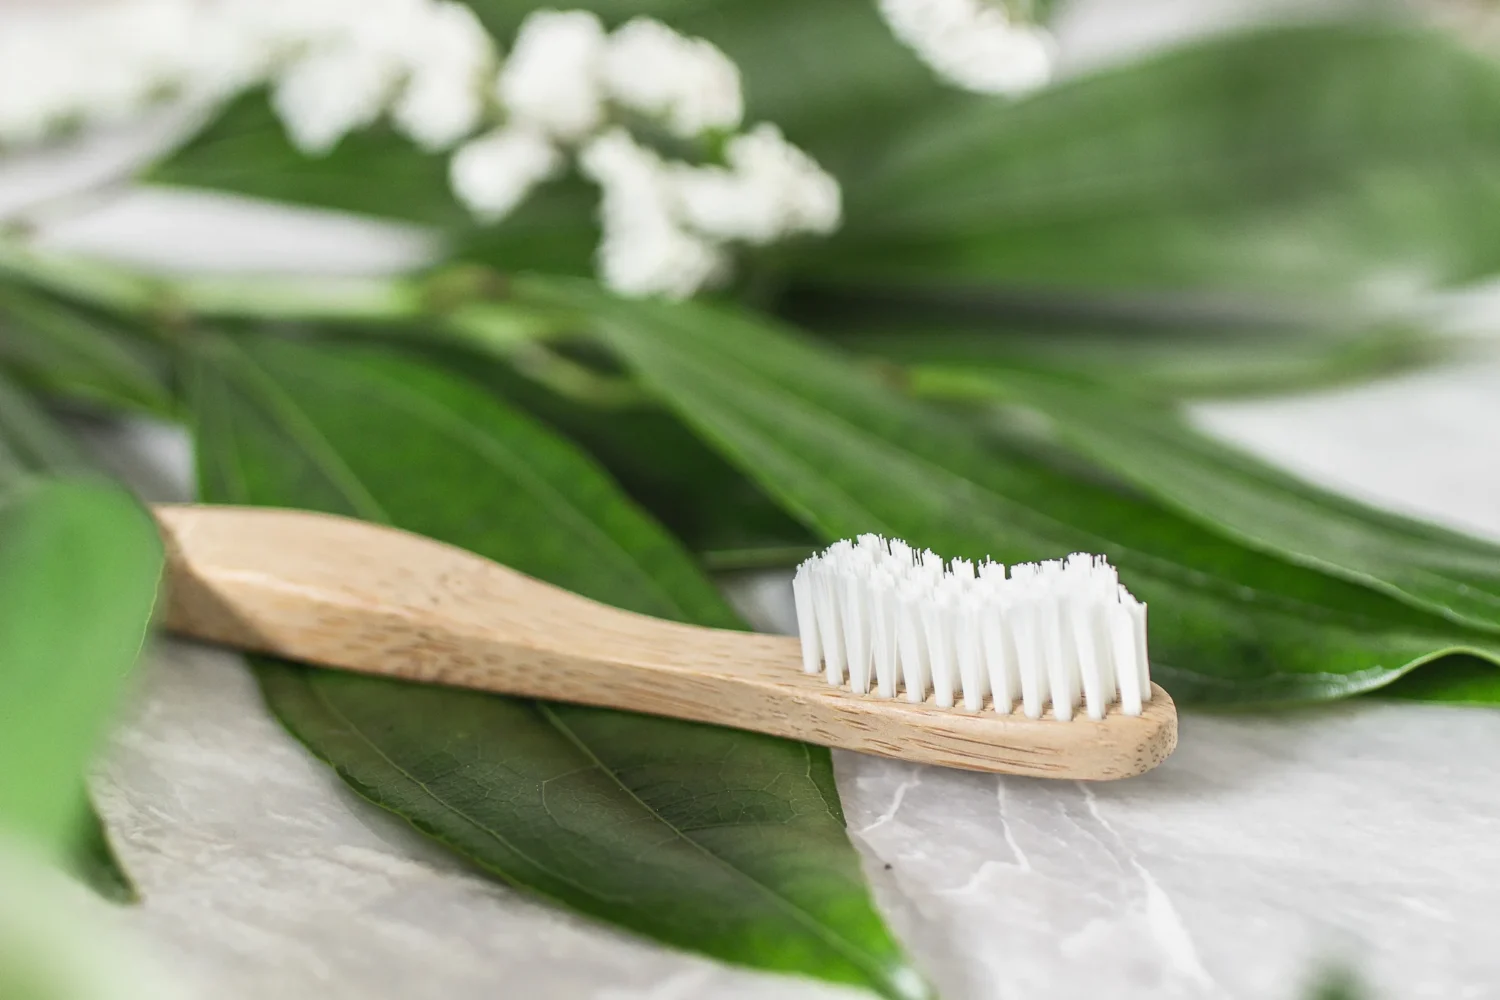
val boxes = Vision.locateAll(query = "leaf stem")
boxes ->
[0,239,630,401]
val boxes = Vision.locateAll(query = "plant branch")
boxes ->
[0,236,660,410]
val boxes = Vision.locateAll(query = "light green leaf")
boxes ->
[0,376,154,898]
[912,367,1500,638]
[0,475,162,853]
[534,280,1500,704]
[0,838,187,1000]
[188,331,925,999]
[804,22,1500,301]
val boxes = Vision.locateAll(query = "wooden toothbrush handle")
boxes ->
[153,504,1177,779]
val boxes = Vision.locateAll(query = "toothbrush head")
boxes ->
[792,537,1150,721]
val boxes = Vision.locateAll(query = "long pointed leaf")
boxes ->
[806,22,1500,301]
[914,367,1500,637]
[187,332,925,999]
[0,284,171,416]
[537,281,1500,703]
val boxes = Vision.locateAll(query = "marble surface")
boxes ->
[4,4,1499,996]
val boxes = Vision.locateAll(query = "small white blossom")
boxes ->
[672,124,841,245]
[580,128,730,299]
[601,18,743,138]
[449,126,564,221]
[390,2,495,150]
[273,44,401,154]
[877,0,1054,96]
[497,9,608,142]
[1,1,845,301]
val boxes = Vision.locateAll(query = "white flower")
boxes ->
[0,2,844,301]
[389,3,494,150]
[497,9,608,142]
[601,18,743,139]
[580,128,730,299]
[877,0,1054,96]
[273,44,401,154]
[449,126,563,221]
[672,124,841,245]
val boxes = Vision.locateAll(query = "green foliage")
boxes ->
[446,349,818,565]
[0,377,159,902]
[527,280,1500,704]
[812,310,1443,400]
[187,331,924,998]
[0,474,161,853]
[805,22,1500,301]
[68,804,139,904]
[150,90,470,228]
[0,283,171,416]
[913,368,1500,636]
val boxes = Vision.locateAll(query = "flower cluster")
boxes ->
[448,10,840,298]
[876,0,1055,96]
[0,1,840,299]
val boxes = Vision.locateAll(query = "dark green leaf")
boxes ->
[188,331,924,999]
[436,346,818,564]
[533,280,1500,704]
[915,368,1500,637]
[804,22,1500,301]
[798,301,1443,400]
[0,475,162,853]
[67,802,139,904]
[149,91,470,228]
[1378,654,1500,705]
[0,371,90,478]
[0,283,171,416]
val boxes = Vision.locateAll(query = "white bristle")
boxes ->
[791,538,1151,718]
[791,563,821,675]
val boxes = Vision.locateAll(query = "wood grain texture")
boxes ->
[153,504,1177,780]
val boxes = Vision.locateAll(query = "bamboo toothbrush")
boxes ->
[154,504,1177,780]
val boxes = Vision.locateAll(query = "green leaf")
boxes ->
[0,377,153,898]
[67,802,139,904]
[911,367,1500,638]
[0,475,162,853]
[1378,654,1500,705]
[804,22,1500,301]
[800,303,1443,400]
[188,331,925,999]
[530,279,1500,704]
[0,371,90,478]
[431,344,818,566]
[149,91,470,228]
[0,283,171,417]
